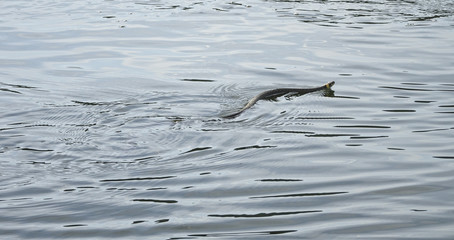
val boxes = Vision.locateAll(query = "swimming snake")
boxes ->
[222,81,335,118]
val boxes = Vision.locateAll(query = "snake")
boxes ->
[222,81,335,118]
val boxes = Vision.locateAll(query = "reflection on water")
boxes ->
[271,0,454,27]
[1,0,454,239]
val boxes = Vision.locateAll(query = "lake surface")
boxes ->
[1,0,454,239]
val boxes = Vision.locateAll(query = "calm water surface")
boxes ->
[1,0,454,239]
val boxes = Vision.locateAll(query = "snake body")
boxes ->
[223,81,335,118]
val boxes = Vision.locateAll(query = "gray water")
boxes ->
[1,0,454,239]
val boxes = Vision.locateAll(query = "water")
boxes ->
[1,0,454,239]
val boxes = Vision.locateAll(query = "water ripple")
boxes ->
[1,0,454,239]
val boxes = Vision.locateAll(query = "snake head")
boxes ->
[325,81,335,88]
